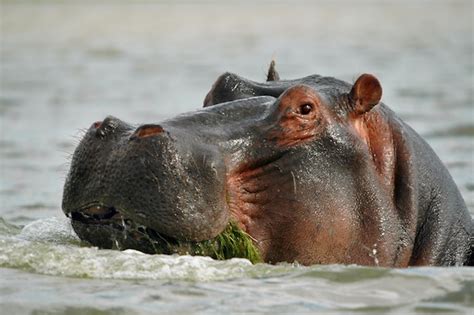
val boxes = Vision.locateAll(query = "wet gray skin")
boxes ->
[62,69,473,266]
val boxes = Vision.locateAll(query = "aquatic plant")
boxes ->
[142,221,262,264]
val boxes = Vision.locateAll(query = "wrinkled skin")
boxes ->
[62,63,473,266]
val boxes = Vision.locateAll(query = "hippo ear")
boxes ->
[349,74,382,115]
[266,60,280,81]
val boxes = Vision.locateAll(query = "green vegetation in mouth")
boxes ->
[192,221,262,264]
[145,222,262,264]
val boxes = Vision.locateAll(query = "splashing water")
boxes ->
[0,217,473,314]
[0,217,271,281]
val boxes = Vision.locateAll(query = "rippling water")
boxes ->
[1,218,473,314]
[1,1,473,314]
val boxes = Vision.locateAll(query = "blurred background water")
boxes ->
[0,1,473,314]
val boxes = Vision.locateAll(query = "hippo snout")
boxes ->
[62,115,230,248]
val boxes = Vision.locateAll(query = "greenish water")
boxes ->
[1,1,473,314]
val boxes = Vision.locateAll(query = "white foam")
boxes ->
[18,217,80,244]
[1,217,280,281]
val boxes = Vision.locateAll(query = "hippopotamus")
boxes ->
[62,62,473,267]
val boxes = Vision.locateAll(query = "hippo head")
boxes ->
[63,63,473,266]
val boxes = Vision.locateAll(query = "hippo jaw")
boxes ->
[66,203,261,262]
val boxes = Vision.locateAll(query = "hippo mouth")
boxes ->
[68,204,174,249]
[70,205,121,225]
[69,204,186,247]
[68,204,261,263]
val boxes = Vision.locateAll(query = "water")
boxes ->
[0,1,473,314]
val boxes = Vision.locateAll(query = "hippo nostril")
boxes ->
[94,116,120,138]
[92,121,102,129]
[130,124,165,140]
[100,117,118,129]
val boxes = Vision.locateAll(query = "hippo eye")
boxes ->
[299,103,313,115]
